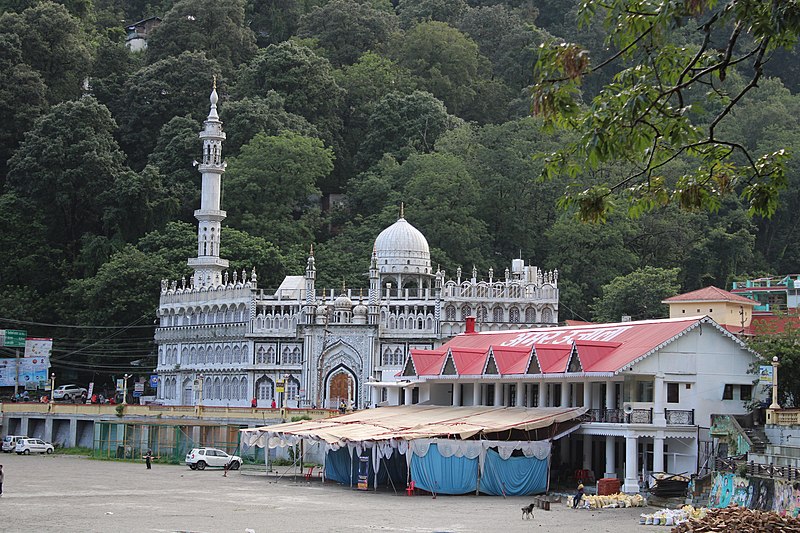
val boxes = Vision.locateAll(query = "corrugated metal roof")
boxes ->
[408,316,741,377]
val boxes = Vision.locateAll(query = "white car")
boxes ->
[15,438,54,455]
[2,435,26,453]
[185,447,241,470]
[52,384,87,402]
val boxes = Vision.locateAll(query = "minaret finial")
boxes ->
[213,75,217,89]
[400,202,404,219]
[341,278,346,294]
[310,243,314,257]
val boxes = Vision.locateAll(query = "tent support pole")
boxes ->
[373,445,378,491]
[476,458,481,496]
[350,446,354,489]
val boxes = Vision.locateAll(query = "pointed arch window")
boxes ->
[492,307,504,322]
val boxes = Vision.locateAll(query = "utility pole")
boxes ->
[123,373,131,405]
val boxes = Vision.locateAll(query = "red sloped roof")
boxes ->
[490,346,532,375]
[449,347,488,375]
[409,316,721,376]
[409,349,447,376]
[574,341,621,372]
[662,286,757,305]
[534,344,572,373]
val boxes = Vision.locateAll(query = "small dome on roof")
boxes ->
[334,293,353,309]
[374,216,431,275]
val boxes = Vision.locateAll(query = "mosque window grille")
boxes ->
[492,307,504,323]
[509,307,520,323]
[286,377,300,401]
[525,307,537,323]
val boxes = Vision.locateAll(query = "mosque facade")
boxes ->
[154,86,560,409]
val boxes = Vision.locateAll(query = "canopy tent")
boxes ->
[240,405,586,496]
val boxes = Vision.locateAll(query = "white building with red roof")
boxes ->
[377,315,761,492]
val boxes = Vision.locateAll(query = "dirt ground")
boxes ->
[0,453,653,532]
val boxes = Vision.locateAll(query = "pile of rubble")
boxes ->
[670,506,800,532]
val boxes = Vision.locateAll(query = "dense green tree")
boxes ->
[64,246,175,326]
[136,221,288,288]
[297,0,398,66]
[0,2,92,104]
[399,152,490,268]
[0,192,62,294]
[396,0,466,29]
[220,93,318,156]
[0,33,47,186]
[6,97,133,274]
[224,132,334,248]
[235,42,345,188]
[544,215,638,320]
[749,321,800,407]
[390,21,492,119]
[148,115,202,221]
[146,0,257,73]
[439,118,568,263]
[532,0,800,221]
[245,0,306,46]
[103,165,178,242]
[591,266,681,323]
[335,52,417,176]
[89,37,142,121]
[235,42,344,136]
[458,5,548,88]
[357,90,460,170]
[117,51,223,169]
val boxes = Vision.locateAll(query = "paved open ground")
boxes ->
[0,453,651,532]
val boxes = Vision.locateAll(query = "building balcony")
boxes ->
[584,408,694,425]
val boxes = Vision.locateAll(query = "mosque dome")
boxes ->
[334,293,353,309]
[353,301,368,316]
[316,302,329,315]
[374,216,432,275]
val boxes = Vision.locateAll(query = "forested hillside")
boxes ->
[0,0,799,375]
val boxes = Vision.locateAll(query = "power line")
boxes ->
[0,317,157,329]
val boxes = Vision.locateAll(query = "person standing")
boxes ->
[145,450,152,470]
[251,397,257,408]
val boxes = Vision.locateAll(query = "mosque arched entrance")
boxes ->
[326,365,357,410]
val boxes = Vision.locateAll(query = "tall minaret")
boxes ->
[368,245,380,324]
[188,78,229,288]
[304,245,316,324]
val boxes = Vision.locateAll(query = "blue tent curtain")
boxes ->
[324,446,353,485]
[324,447,408,488]
[480,448,548,496]
[410,443,478,495]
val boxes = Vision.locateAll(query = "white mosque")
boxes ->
[154,85,560,409]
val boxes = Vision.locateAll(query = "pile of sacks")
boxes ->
[572,492,647,509]
[639,506,708,527]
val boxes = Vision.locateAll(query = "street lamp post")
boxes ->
[122,373,131,405]
[770,356,781,410]
[49,373,56,404]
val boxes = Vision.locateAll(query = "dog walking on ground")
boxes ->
[521,503,535,520]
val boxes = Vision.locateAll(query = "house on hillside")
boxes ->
[382,316,762,493]
[125,17,161,52]
[731,275,800,333]
[663,286,758,336]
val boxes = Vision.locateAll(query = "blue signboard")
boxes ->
[149,374,159,388]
